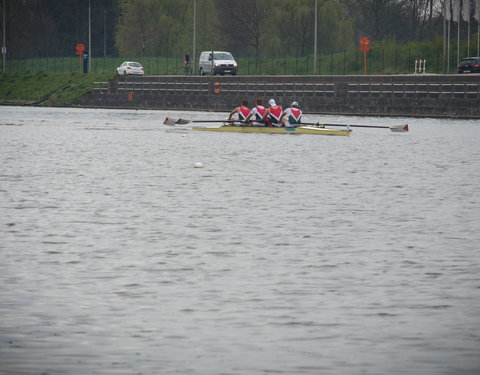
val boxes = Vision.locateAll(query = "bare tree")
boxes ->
[340,0,407,40]
[402,0,432,39]
[215,0,269,64]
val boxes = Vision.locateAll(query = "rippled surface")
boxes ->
[1,106,480,375]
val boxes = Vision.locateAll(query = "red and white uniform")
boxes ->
[238,106,251,121]
[268,106,283,126]
[283,107,302,125]
[249,105,267,126]
[232,106,251,125]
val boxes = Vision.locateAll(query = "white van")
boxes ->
[198,51,237,75]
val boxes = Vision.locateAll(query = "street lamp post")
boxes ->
[193,0,196,72]
[2,0,6,73]
[313,0,317,74]
[88,0,91,73]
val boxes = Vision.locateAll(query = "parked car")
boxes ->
[198,51,237,75]
[457,57,480,73]
[116,61,144,75]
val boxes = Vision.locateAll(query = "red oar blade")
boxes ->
[390,124,409,132]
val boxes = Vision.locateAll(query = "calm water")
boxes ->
[1,106,479,375]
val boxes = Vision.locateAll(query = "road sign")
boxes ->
[75,43,85,56]
[359,37,371,74]
[359,37,370,52]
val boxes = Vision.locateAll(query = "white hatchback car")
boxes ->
[116,61,144,75]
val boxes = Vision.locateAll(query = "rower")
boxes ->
[228,100,251,126]
[280,101,302,127]
[261,99,283,127]
[245,98,267,126]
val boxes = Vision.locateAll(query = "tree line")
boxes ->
[1,0,478,61]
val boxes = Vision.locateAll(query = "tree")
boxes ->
[2,0,119,59]
[340,0,407,40]
[215,0,269,63]
[116,0,163,56]
[402,0,432,39]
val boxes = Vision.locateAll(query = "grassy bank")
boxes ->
[0,72,115,106]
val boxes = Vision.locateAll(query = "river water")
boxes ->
[1,106,479,375]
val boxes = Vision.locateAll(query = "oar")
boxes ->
[163,117,409,132]
[163,117,253,125]
[304,122,409,132]
[163,117,192,125]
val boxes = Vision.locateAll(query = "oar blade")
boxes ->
[390,124,409,132]
[163,117,179,125]
[163,117,191,125]
[176,118,191,124]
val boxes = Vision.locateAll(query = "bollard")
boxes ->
[213,82,221,94]
[414,59,426,74]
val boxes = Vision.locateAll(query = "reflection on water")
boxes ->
[1,106,480,375]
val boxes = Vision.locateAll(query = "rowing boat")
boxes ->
[163,117,409,134]
[192,125,352,136]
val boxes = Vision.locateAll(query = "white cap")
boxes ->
[268,99,276,106]
[291,101,299,107]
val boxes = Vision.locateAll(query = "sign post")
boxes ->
[75,43,85,73]
[359,37,371,75]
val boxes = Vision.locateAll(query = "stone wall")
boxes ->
[79,74,480,118]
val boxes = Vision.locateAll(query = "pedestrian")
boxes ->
[184,53,192,75]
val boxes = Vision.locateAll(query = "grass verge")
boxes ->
[0,72,115,106]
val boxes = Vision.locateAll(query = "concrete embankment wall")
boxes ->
[80,74,480,118]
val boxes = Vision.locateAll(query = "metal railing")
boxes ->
[2,44,476,75]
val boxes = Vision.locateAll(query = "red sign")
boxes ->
[75,43,85,55]
[359,37,371,75]
[359,37,370,52]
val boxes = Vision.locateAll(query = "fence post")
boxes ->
[356,48,359,74]
[330,52,333,75]
[259,52,261,75]
[318,49,321,75]
[382,48,384,73]
[408,47,411,73]
[295,56,298,74]
[395,44,398,72]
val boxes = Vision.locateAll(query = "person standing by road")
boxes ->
[184,53,192,75]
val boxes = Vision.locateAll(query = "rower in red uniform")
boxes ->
[245,98,267,126]
[261,99,283,126]
[280,101,302,127]
[228,100,251,126]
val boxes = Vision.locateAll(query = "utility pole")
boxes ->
[313,0,317,74]
[88,0,92,73]
[193,0,196,71]
[2,0,6,73]
[104,8,106,58]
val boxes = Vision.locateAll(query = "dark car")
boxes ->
[457,57,480,73]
